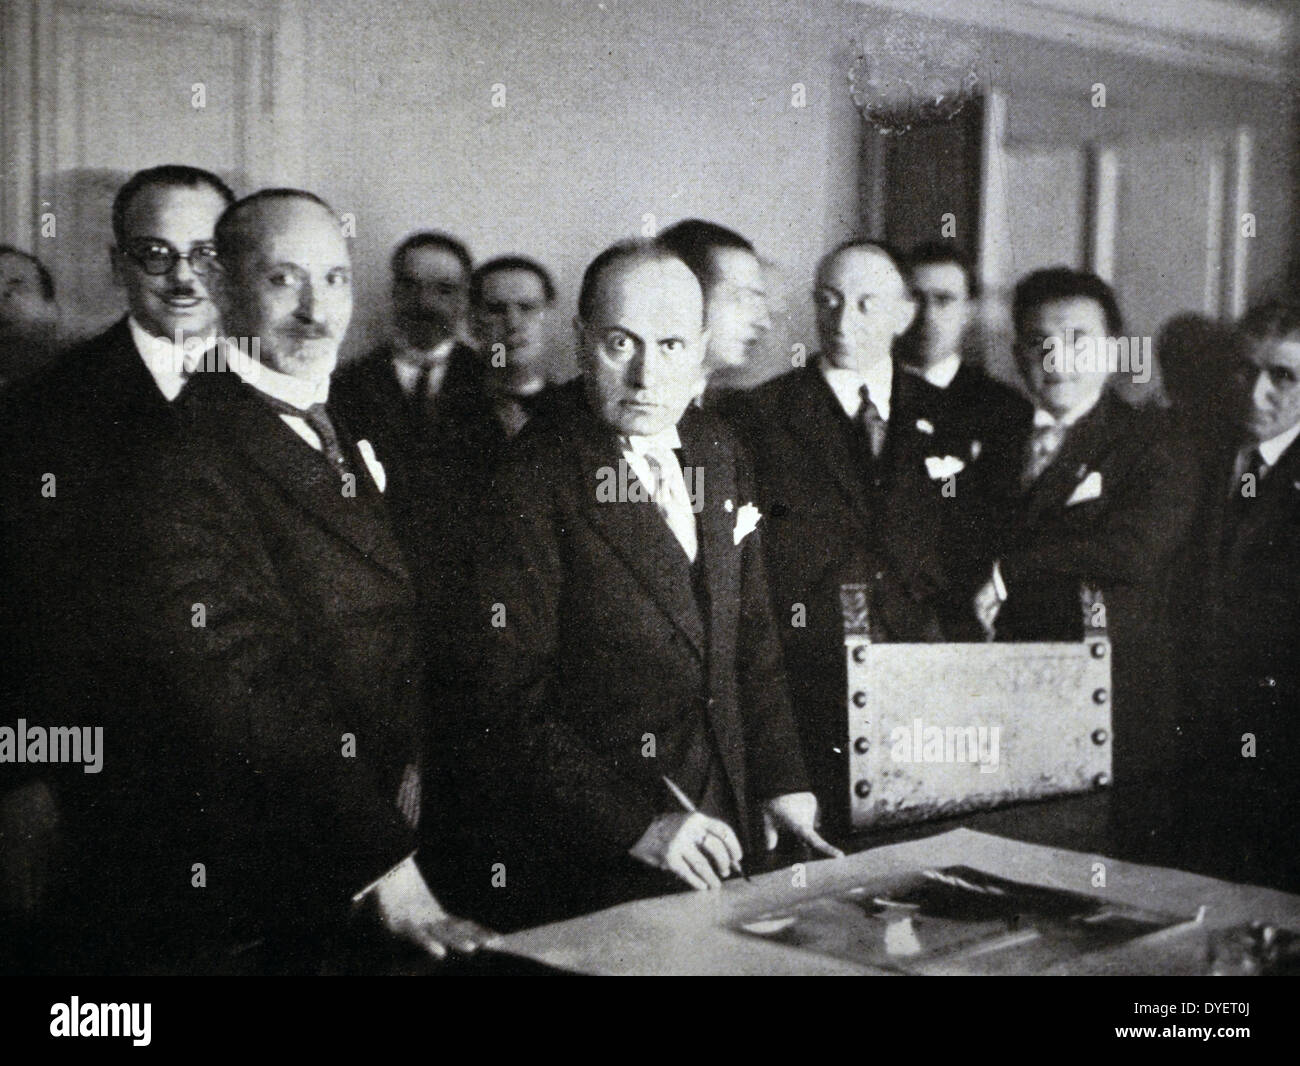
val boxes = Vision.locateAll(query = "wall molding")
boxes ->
[852,0,1292,84]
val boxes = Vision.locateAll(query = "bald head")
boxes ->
[576,243,708,436]
[814,242,916,373]
[213,190,352,382]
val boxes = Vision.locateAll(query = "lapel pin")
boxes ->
[724,498,734,512]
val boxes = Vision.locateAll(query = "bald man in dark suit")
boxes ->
[440,241,835,932]
[69,190,487,974]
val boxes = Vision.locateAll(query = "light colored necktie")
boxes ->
[1023,418,1068,487]
[396,762,420,830]
[641,445,698,563]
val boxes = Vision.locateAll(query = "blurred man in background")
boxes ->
[659,219,771,400]
[0,246,61,385]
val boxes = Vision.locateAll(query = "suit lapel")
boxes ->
[1226,433,1300,564]
[194,374,408,578]
[680,411,740,663]
[678,411,749,828]
[91,318,177,425]
[569,413,707,658]
[780,367,877,529]
[1020,392,1121,522]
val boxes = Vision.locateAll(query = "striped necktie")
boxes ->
[260,393,352,476]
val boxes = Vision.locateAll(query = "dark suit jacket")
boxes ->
[330,340,479,579]
[1164,428,1300,891]
[890,362,1034,628]
[723,361,953,832]
[62,368,426,972]
[978,392,1197,782]
[438,382,808,929]
[891,362,1032,503]
[0,318,183,733]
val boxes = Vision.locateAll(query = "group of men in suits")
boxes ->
[3,160,1298,973]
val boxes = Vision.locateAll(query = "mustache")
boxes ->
[284,323,332,340]
[162,286,201,299]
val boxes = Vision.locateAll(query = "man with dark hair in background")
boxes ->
[332,230,478,601]
[965,266,1196,787]
[1174,299,1300,891]
[466,254,559,440]
[0,245,61,386]
[658,218,771,398]
[897,241,1030,499]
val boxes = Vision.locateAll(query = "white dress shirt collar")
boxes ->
[393,334,456,368]
[1032,390,1102,430]
[911,353,962,389]
[128,316,207,402]
[225,340,330,409]
[1257,420,1300,469]
[621,424,683,455]
[822,358,893,422]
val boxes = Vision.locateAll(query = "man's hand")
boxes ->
[629,811,744,890]
[762,792,844,857]
[367,856,498,959]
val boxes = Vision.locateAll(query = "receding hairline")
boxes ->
[215,190,341,260]
[579,243,703,324]
[816,243,909,292]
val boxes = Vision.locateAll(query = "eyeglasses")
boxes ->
[123,240,219,276]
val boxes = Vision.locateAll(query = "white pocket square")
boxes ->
[1066,469,1102,506]
[733,502,761,545]
[924,455,966,480]
[357,439,387,493]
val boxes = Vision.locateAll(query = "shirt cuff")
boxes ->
[351,851,418,905]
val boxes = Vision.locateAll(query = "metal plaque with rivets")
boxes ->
[841,586,1113,829]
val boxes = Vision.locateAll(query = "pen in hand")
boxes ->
[661,774,750,882]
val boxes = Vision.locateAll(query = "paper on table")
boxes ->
[495,829,1300,976]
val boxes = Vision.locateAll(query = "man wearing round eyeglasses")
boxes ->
[0,166,234,974]
[108,166,234,400]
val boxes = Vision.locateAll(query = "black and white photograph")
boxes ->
[0,0,1297,1042]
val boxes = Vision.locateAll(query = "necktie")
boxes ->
[260,394,352,476]
[396,762,421,831]
[641,445,698,563]
[858,385,887,459]
[1022,419,1068,487]
[412,362,433,412]
[1229,446,1267,506]
[409,356,452,422]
